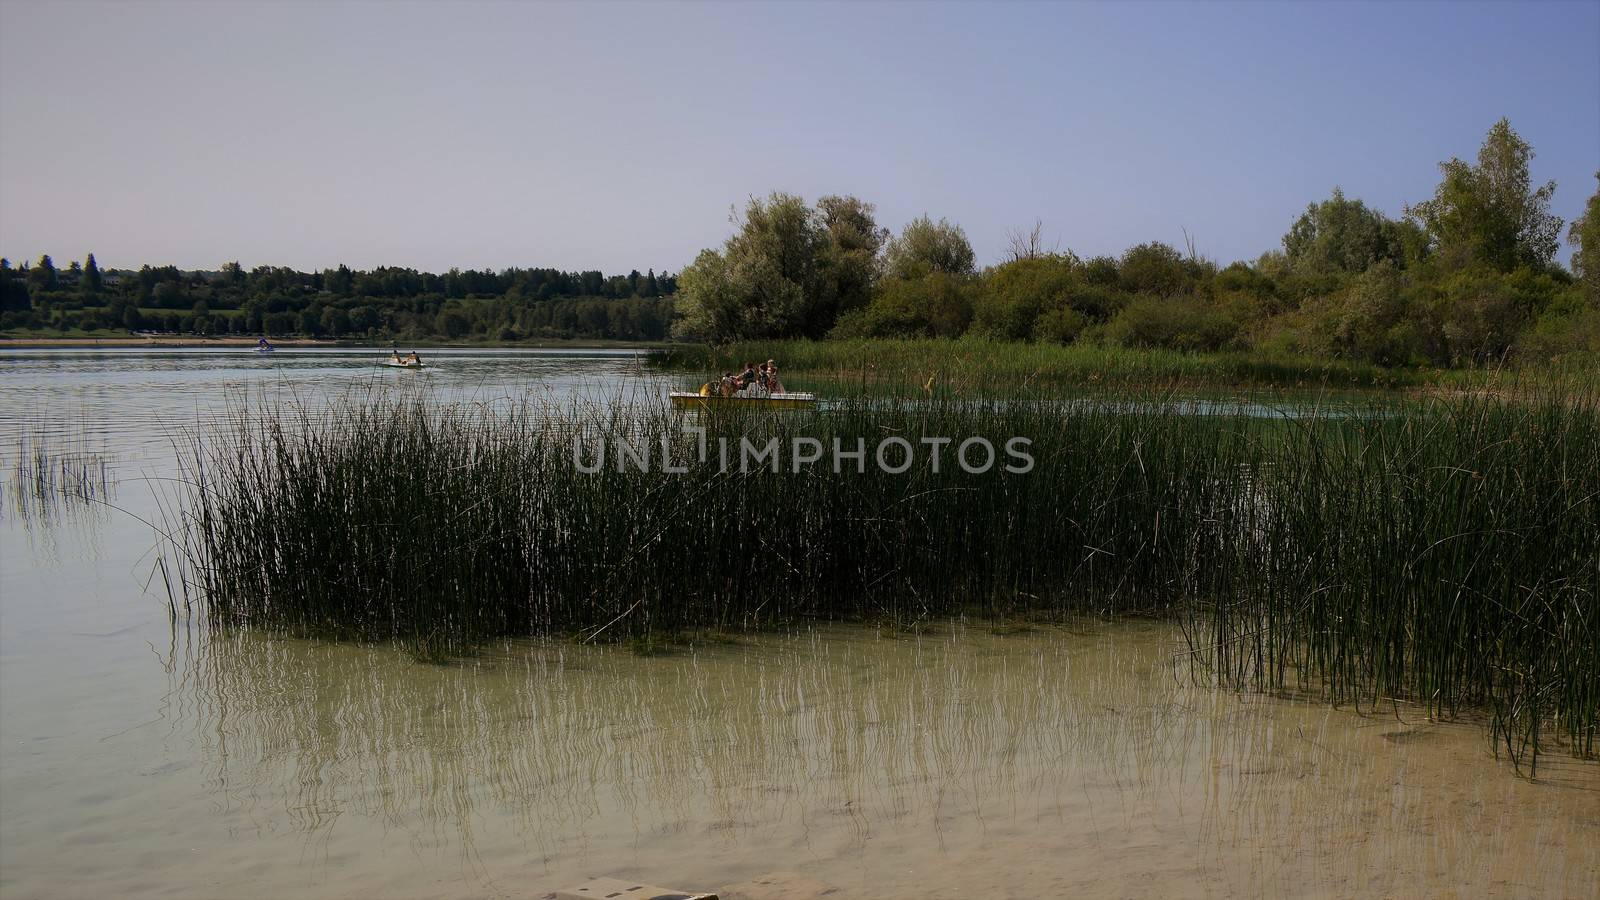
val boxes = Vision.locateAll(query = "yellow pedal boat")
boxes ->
[670,385,818,409]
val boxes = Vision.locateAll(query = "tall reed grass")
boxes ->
[3,428,113,524]
[169,380,1599,766]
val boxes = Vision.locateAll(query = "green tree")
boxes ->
[321,306,351,336]
[1568,172,1599,297]
[1081,255,1120,286]
[1433,268,1552,365]
[350,305,380,334]
[672,249,739,340]
[1406,118,1562,272]
[82,253,103,295]
[884,215,974,280]
[731,192,829,334]
[436,307,471,339]
[1119,242,1195,297]
[28,254,58,292]
[1283,188,1408,273]
[1104,296,1238,352]
[816,194,888,319]
[0,259,30,312]
[672,192,828,341]
[1326,262,1436,365]
[326,264,354,297]
[973,255,1101,340]
[833,272,974,338]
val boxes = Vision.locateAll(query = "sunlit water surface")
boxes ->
[1,348,1595,899]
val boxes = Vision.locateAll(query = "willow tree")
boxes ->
[883,215,975,281]
[816,195,888,320]
[1283,188,1412,274]
[673,192,886,342]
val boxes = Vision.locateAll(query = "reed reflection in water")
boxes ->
[154,622,1600,899]
[3,425,115,525]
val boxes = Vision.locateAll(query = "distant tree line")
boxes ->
[0,255,678,342]
[6,119,1597,365]
[673,119,1599,367]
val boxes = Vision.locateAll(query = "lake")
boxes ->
[1,347,1596,898]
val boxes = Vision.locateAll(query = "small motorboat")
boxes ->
[254,339,275,353]
[669,385,817,409]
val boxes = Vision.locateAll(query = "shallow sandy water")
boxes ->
[6,622,1593,899]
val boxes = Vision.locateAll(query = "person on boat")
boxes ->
[765,360,784,394]
[718,372,737,398]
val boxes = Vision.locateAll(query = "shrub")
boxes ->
[1323,262,1441,366]
[832,272,975,338]
[1104,296,1239,352]
[1032,307,1088,344]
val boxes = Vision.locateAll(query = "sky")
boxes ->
[1,0,1596,276]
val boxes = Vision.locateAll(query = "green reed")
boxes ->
[3,428,113,524]
[1202,388,1600,770]
[169,380,1598,766]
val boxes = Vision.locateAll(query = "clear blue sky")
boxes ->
[2,0,1596,276]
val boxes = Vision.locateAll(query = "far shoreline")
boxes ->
[0,335,669,350]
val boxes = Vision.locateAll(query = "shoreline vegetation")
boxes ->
[5,119,1598,378]
[653,338,1600,398]
[653,338,1468,391]
[666,120,1597,375]
[170,382,1599,770]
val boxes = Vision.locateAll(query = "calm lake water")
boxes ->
[1,348,1596,898]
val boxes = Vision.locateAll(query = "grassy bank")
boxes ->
[169,382,1599,767]
[651,338,1600,392]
